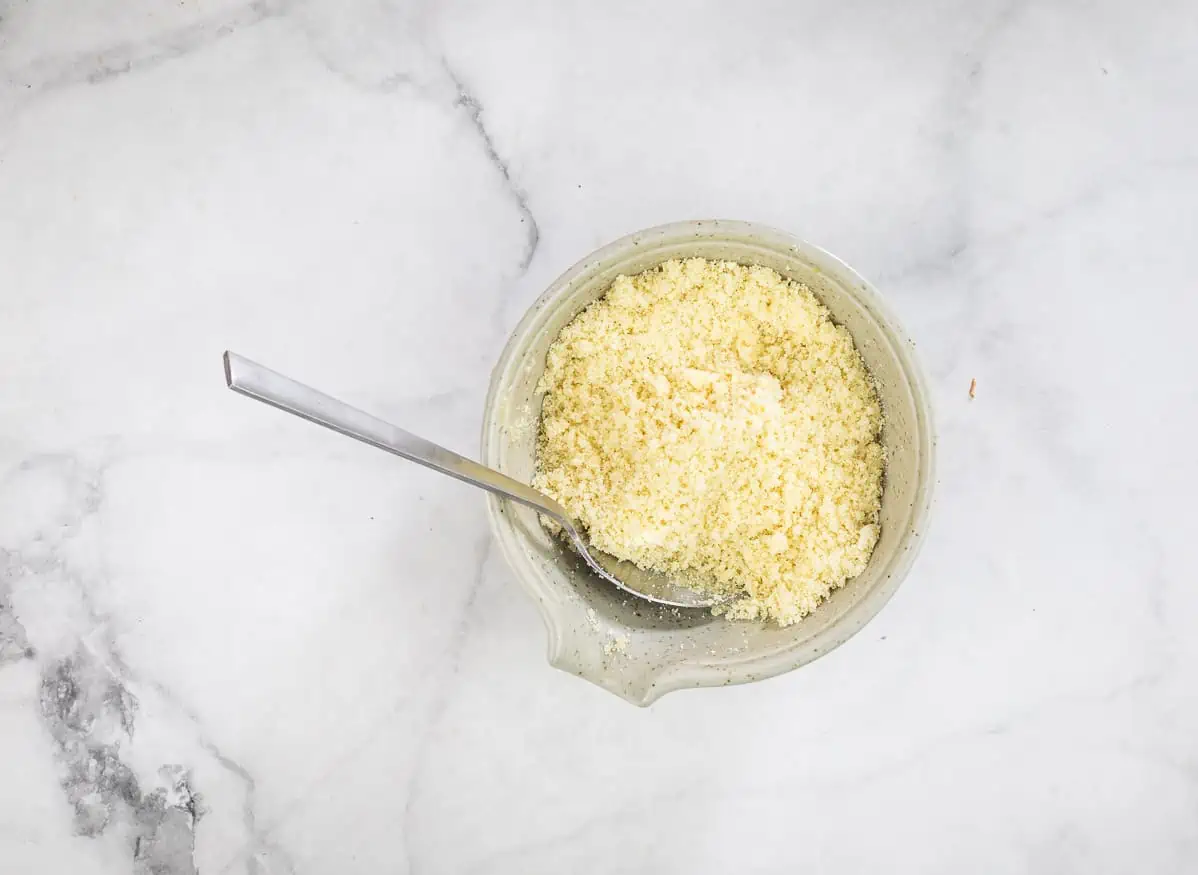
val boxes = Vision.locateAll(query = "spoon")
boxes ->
[222,352,726,609]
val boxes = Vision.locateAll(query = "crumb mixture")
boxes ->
[533,258,884,625]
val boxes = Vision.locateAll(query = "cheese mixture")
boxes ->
[533,258,884,625]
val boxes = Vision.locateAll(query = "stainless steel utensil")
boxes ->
[223,351,725,609]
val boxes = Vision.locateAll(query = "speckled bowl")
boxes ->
[482,220,935,705]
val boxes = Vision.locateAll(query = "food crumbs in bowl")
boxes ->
[533,257,884,625]
[603,634,630,656]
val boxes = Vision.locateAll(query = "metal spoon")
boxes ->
[222,352,725,608]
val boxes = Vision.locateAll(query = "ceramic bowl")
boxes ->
[481,220,935,705]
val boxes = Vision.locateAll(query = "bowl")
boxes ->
[481,220,935,705]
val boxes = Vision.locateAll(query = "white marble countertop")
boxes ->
[2,1,1196,873]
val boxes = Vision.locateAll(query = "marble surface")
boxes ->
[2,0,1197,872]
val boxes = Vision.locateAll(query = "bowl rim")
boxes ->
[481,219,936,703]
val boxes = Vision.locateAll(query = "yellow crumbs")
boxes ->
[533,258,884,625]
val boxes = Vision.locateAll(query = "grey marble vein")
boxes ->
[1,450,292,874]
[0,561,32,665]
[4,453,203,872]
[2,0,286,94]
[444,62,541,273]
[143,674,296,875]
[901,0,1027,283]
[402,535,491,875]
[458,781,709,875]
[40,649,202,874]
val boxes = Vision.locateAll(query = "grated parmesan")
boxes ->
[533,258,884,625]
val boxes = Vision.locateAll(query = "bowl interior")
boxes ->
[482,221,934,704]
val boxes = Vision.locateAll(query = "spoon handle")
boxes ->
[223,351,568,522]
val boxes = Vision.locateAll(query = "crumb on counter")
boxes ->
[534,258,884,626]
[603,634,629,656]
[969,377,977,399]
